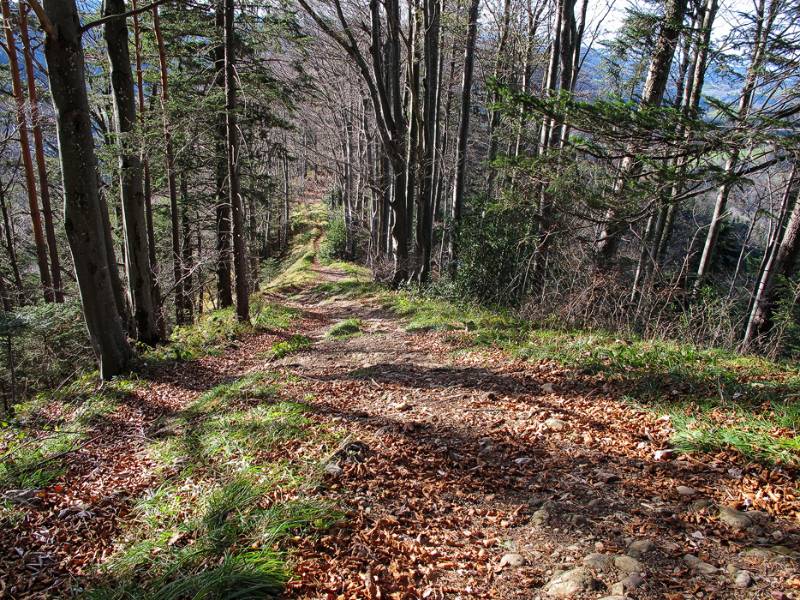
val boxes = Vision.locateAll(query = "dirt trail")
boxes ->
[3,257,798,598]
[276,262,799,599]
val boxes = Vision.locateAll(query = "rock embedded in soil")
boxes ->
[611,572,644,595]
[544,417,567,431]
[324,462,343,476]
[532,505,551,526]
[719,506,753,530]
[626,539,654,558]
[689,498,713,512]
[544,567,601,598]
[497,552,525,570]
[734,570,754,588]
[683,554,718,576]
[614,555,643,574]
[582,553,614,571]
[676,485,696,497]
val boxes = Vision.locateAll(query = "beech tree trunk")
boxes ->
[104,0,160,345]
[448,0,480,275]
[18,4,62,303]
[224,0,250,321]
[417,0,441,283]
[2,0,53,303]
[42,0,132,378]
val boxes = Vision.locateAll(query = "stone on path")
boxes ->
[531,503,552,526]
[684,554,717,576]
[544,417,567,431]
[611,572,643,595]
[324,463,343,476]
[626,539,654,558]
[497,552,525,570]
[719,506,753,530]
[582,553,613,571]
[614,554,643,574]
[734,570,754,588]
[544,568,601,598]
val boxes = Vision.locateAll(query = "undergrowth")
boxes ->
[88,371,342,598]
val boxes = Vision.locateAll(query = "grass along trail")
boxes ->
[2,211,798,597]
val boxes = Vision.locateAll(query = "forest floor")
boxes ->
[2,204,799,599]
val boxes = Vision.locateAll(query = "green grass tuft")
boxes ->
[327,318,362,338]
[267,335,312,360]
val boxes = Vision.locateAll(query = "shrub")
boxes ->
[320,215,348,261]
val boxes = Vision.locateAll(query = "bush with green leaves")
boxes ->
[452,196,537,306]
[320,214,349,261]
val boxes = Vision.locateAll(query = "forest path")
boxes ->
[267,260,799,599]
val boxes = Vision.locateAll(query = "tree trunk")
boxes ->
[0,177,23,300]
[42,0,132,378]
[213,0,233,308]
[743,165,800,347]
[485,0,511,198]
[104,0,160,344]
[1,0,53,303]
[417,0,441,283]
[448,0,480,276]
[282,151,290,251]
[595,0,688,266]
[224,0,249,321]
[152,4,186,326]
[18,4,62,302]
[693,0,777,292]
[132,0,164,336]
[180,174,194,322]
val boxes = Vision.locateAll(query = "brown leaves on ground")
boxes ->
[1,262,798,599]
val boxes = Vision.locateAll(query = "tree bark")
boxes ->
[152,4,186,326]
[417,0,441,283]
[693,0,777,292]
[132,0,165,336]
[0,176,23,300]
[180,173,194,322]
[41,0,132,378]
[213,0,233,308]
[743,164,800,347]
[448,0,480,276]
[224,0,249,321]
[1,0,53,303]
[18,4,62,302]
[104,0,160,344]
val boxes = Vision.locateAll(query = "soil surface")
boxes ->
[2,259,798,599]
